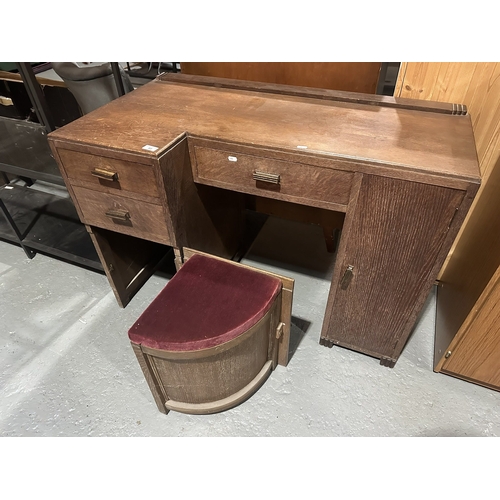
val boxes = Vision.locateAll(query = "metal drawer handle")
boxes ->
[253,171,280,185]
[105,209,130,221]
[340,265,354,290]
[91,168,118,181]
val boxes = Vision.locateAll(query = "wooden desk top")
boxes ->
[49,76,480,184]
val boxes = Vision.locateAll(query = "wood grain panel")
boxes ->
[72,186,171,245]
[180,62,383,94]
[323,175,464,360]
[57,147,160,203]
[163,73,465,115]
[435,155,500,363]
[440,264,500,389]
[152,324,269,404]
[87,226,170,307]
[158,137,243,259]
[145,299,279,406]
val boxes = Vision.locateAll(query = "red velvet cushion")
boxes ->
[128,254,281,351]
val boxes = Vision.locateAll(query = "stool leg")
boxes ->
[173,247,183,271]
[131,343,169,415]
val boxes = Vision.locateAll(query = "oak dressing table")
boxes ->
[48,74,480,367]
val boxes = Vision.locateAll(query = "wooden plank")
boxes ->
[473,65,500,173]
[0,69,66,87]
[395,62,442,99]
[163,72,465,115]
[435,261,500,373]
[396,62,476,103]
[433,63,476,104]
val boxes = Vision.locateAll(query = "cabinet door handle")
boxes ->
[340,265,354,290]
[91,168,118,181]
[253,171,280,185]
[105,209,130,221]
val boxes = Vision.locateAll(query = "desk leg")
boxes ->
[87,226,172,307]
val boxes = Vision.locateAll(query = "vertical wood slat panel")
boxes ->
[323,175,463,360]
[434,63,475,104]
[472,65,500,172]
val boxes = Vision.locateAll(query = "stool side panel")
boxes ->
[146,299,279,405]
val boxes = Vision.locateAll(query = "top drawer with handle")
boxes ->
[192,146,354,211]
[56,147,161,203]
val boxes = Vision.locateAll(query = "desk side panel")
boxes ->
[159,137,243,260]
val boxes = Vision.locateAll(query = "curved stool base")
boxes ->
[128,248,295,416]
[164,360,273,415]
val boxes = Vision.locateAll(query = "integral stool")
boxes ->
[128,248,294,415]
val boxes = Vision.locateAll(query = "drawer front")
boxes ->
[193,147,353,209]
[57,148,160,202]
[72,186,171,245]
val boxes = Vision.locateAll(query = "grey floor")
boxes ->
[1,215,500,438]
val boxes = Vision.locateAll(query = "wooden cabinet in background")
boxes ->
[436,263,500,390]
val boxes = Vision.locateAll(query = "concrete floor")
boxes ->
[1,216,500,437]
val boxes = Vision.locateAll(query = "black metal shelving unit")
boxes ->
[0,62,102,271]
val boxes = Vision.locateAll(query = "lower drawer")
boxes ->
[72,186,172,245]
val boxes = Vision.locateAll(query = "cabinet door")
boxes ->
[322,175,464,364]
[440,268,500,391]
